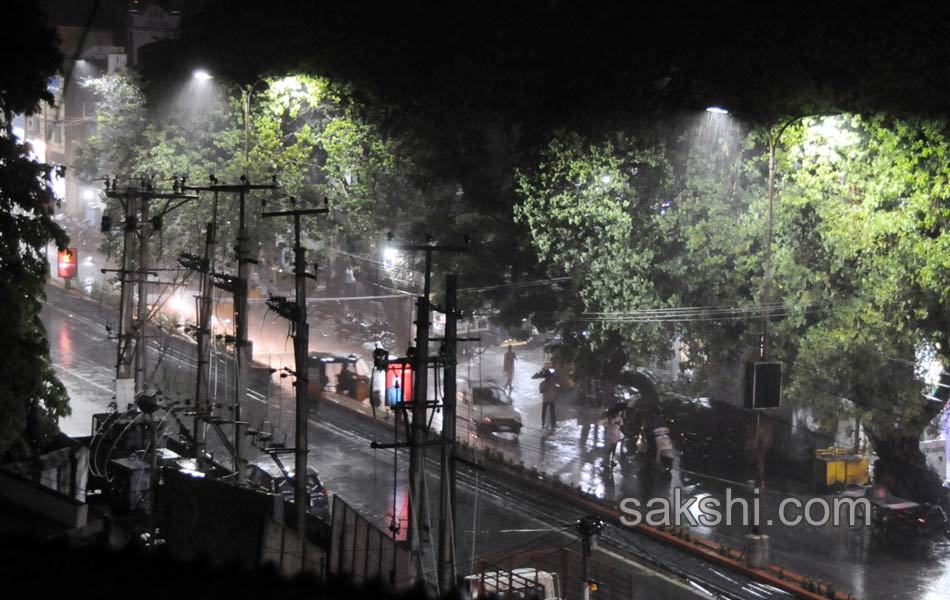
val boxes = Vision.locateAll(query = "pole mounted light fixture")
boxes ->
[706,105,729,114]
[192,69,213,81]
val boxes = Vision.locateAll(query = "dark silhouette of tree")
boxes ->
[0,1,70,459]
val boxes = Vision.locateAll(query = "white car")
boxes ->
[458,381,523,436]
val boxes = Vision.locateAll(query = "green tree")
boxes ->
[770,115,950,500]
[0,1,71,459]
[74,71,424,294]
[515,114,950,501]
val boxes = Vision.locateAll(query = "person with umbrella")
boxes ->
[538,368,560,429]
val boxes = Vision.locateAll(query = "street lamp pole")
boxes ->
[760,117,799,361]
[242,80,268,166]
[243,89,250,165]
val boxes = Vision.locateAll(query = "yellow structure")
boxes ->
[813,447,869,489]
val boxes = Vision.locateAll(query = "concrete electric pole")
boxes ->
[262,199,328,533]
[576,516,605,600]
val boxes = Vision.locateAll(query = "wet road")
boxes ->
[41,283,742,599]
[41,281,950,599]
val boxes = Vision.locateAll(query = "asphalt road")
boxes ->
[40,282,950,600]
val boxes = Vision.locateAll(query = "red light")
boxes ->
[57,247,78,278]
[918,518,926,523]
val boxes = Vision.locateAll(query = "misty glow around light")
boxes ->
[799,116,859,160]
[383,246,399,270]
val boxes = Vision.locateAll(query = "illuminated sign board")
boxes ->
[385,363,413,406]
[57,248,78,278]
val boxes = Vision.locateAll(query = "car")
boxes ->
[247,462,330,515]
[458,380,523,437]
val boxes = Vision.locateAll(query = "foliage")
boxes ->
[73,72,148,180]
[74,72,427,300]
[515,114,950,497]
[0,0,70,459]
[771,116,950,454]
[514,130,674,367]
[0,1,62,123]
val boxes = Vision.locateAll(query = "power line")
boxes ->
[458,277,572,294]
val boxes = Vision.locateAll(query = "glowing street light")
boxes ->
[192,69,213,81]
[383,246,399,271]
[706,106,729,114]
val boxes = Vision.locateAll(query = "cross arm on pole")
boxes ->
[261,208,329,218]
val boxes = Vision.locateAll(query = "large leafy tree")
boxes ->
[76,73,404,256]
[0,1,71,459]
[516,114,950,501]
[771,115,950,501]
[514,130,674,371]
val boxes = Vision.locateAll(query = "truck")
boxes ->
[462,567,561,600]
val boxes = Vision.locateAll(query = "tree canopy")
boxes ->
[0,1,70,459]
[75,1,950,497]
[514,114,950,500]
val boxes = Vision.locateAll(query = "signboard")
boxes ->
[385,363,413,406]
[744,361,782,409]
[57,247,78,278]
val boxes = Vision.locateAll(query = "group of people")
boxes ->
[603,405,674,472]
[508,346,674,473]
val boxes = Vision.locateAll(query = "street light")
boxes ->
[706,105,729,114]
[190,70,263,164]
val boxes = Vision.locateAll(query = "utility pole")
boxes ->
[262,199,328,532]
[106,179,196,402]
[182,185,220,462]
[398,237,467,584]
[193,218,215,460]
[231,176,276,482]
[576,516,605,600]
[369,235,467,587]
[178,176,276,479]
[114,184,137,387]
[235,182,251,483]
[437,273,458,595]
[134,194,150,393]
[101,177,196,527]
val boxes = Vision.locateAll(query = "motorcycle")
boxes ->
[634,425,675,478]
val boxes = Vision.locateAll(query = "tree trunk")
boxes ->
[867,429,946,504]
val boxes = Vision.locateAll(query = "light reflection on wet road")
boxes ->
[42,282,950,599]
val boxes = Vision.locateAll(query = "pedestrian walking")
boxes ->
[502,346,517,392]
[386,376,403,408]
[604,405,625,468]
[343,263,357,297]
[540,371,559,429]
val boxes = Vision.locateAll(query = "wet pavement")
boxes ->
[41,281,950,599]
[40,283,710,599]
